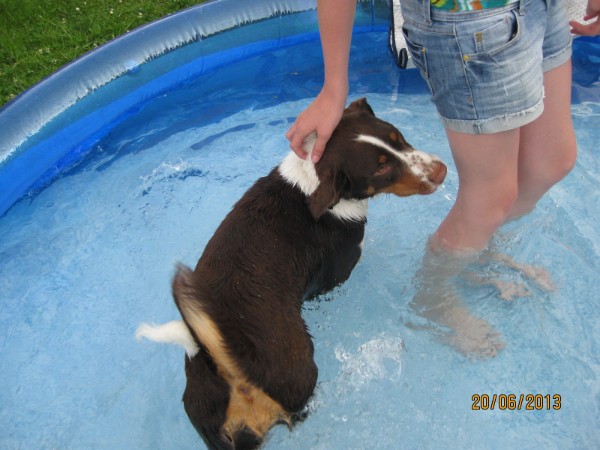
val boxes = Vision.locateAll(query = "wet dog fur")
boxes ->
[136,98,446,449]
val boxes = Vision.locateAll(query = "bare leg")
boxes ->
[410,125,521,358]
[462,253,552,303]
[433,129,520,253]
[508,61,577,220]
[488,252,555,293]
[432,62,575,249]
[411,62,576,357]
[463,63,574,298]
[411,243,505,358]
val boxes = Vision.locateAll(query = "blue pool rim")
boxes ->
[0,0,390,217]
[0,0,597,218]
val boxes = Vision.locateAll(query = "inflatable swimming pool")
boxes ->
[1,1,599,448]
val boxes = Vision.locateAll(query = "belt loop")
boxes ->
[518,0,525,15]
[424,0,432,25]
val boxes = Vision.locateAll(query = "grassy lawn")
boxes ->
[0,0,206,107]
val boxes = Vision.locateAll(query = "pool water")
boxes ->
[1,33,599,449]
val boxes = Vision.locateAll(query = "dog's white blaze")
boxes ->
[355,134,437,183]
[135,320,199,358]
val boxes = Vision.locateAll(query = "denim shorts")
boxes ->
[401,0,572,134]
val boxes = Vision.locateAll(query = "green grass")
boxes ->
[0,0,206,107]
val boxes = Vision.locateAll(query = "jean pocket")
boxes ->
[467,10,521,57]
[402,26,434,95]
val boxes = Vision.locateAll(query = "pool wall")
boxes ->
[0,0,391,218]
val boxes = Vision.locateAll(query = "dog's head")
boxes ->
[305,98,447,220]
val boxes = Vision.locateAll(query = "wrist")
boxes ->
[321,82,348,106]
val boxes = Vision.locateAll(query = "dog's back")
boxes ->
[170,169,367,448]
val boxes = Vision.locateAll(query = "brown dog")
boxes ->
[137,98,446,449]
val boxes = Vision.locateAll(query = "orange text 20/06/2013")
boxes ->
[471,394,561,411]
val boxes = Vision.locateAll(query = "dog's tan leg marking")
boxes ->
[175,284,291,441]
[224,382,292,440]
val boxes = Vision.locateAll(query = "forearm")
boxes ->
[285,1,357,161]
[317,0,356,99]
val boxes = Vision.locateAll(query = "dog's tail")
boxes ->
[135,320,199,358]
[171,264,291,449]
[170,264,242,383]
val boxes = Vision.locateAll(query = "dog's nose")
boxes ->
[428,161,447,186]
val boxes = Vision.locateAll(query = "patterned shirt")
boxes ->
[431,0,520,11]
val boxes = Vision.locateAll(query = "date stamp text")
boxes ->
[472,394,561,411]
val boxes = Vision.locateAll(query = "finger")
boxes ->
[570,19,600,36]
[285,124,306,158]
[285,122,296,141]
[582,11,600,22]
[569,20,588,35]
[310,135,329,163]
[569,20,581,35]
[290,133,308,160]
[585,7,600,20]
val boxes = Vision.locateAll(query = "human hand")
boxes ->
[285,88,347,163]
[569,0,600,36]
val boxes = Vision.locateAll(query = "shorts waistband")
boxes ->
[402,0,526,25]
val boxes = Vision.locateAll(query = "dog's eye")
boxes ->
[375,163,391,176]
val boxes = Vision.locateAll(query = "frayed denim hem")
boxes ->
[542,40,572,73]
[438,96,544,135]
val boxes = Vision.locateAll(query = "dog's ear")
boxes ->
[308,168,348,220]
[345,98,375,116]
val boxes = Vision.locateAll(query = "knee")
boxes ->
[478,185,520,233]
[556,141,577,181]
[492,187,520,227]
[545,140,578,186]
